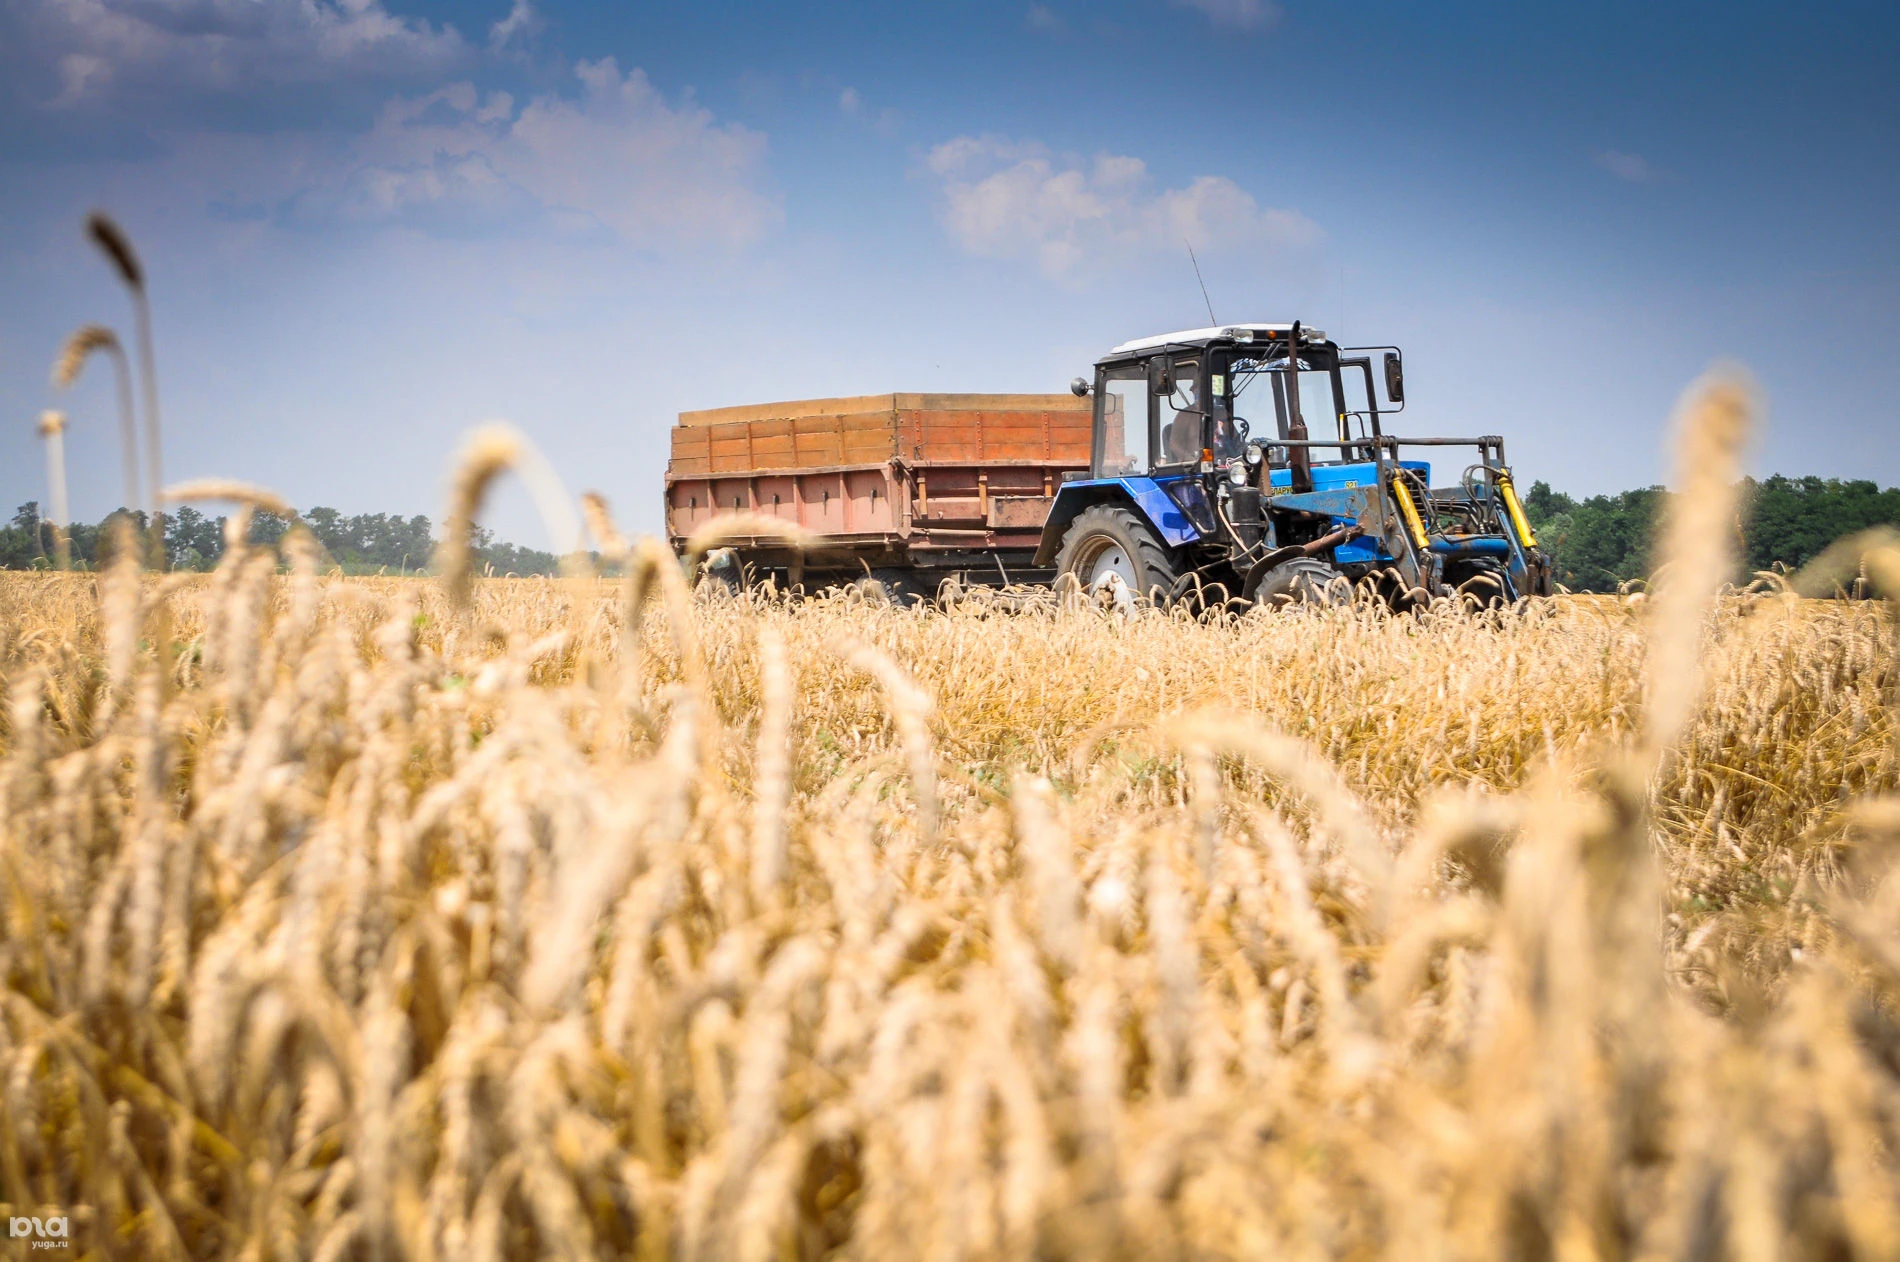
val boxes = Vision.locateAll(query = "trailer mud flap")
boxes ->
[988,496,1055,529]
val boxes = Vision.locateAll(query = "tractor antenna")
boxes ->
[1185,238,1216,326]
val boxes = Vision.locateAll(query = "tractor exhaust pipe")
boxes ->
[1285,321,1314,494]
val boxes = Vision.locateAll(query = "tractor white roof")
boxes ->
[1110,323,1315,355]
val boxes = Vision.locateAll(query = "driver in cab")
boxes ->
[1205,375,1249,463]
[1164,375,1246,466]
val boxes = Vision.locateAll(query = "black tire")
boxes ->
[849,575,892,606]
[698,548,744,595]
[1054,504,1179,602]
[870,568,935,606]
[1248,556,1348,607]
[1449,561,1510,608]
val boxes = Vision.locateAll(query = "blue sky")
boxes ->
[1,0,1895,543]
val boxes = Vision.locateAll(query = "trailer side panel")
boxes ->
[664,393,1090,576]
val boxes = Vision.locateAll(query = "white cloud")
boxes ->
[1025,4,1064,33]
[1594,149,1667,183]
[307,61,781,250]
[834,84,898,135]
[1174,0,1283,31]
[925,134,1319,278]
[11,0,470,109]
[286,149,544,237]
[52,53,111,107]
[488,0,539,51]
[926,134,1044,176]
[503,60,778,247]
[1,3,780,254]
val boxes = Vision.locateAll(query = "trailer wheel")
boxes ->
[1247,557,1349,608]
[697,547,744,595]
[1054,504,1179,603]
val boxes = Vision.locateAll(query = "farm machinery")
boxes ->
[1040,321,1552,606]
[663,321,1551,606]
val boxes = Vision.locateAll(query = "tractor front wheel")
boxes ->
[1054,505,1179,603]
[1246,556,1349,607]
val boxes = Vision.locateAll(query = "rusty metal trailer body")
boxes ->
[664,392,1090,586]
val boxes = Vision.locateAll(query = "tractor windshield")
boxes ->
[1228,354,1345,460]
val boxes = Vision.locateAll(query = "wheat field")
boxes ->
[2,382,1898,1260]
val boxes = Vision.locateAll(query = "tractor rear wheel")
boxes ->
[1054,505,1179,603]
[1248,556,1349,607]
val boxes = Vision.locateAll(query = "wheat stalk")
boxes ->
[86,214,165,566]
[35,411,70,571]
[436,426,522,608]
[52,324,141,516]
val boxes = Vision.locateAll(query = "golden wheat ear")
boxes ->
[829,635,939,845]
[580,491,629,562]
[86,211,143,290]
[84,211,166,565]
[52,323,142,514]
[682,512,815,581]
[436,426,522,608]
[162,479,298,522]
[437,422,588,601]
[1642,370,1755,756]
[51,323,119,389]
[1790,526,1900,600]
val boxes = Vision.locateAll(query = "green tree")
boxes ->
[0,503,51,569]
[1521,482,1666,592]
[1739,476,1900,573]
[165,505,228,571]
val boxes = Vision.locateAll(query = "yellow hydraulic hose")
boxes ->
[1390,474,1429,549]
[1496,472,1538,548]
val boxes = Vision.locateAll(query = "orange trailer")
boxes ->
[664,392,1091,587]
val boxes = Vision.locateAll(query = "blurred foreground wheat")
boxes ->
[2,381,1898,1259]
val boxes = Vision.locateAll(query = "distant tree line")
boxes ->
[0,503,561,576]
[1523,475,1900,592]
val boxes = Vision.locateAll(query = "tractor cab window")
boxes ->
[1208,366,1248,460]
[1230,352,1345,463]
[1339,360,1380,447]
[1099,370,1151,476]
[1159,358,1203,466]
[1336,363,1381,454]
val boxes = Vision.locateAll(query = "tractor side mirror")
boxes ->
[1383,352,1405,404]
[1149,356,1175,397]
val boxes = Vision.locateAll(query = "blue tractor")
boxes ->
[1037,322,1552,607]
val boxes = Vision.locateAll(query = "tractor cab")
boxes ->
[1037,322,1551,606]
[1088,323,1395,484]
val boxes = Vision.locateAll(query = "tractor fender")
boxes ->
[1033,477,1204,566]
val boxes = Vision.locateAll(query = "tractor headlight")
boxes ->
[1244,441,1264,466]
[1227,460,1248,487]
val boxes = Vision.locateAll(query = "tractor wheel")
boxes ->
[698,547,744,595]
[1450,561,1511,609]
[1247,556,1349,608]
[1054,505,1179,603]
